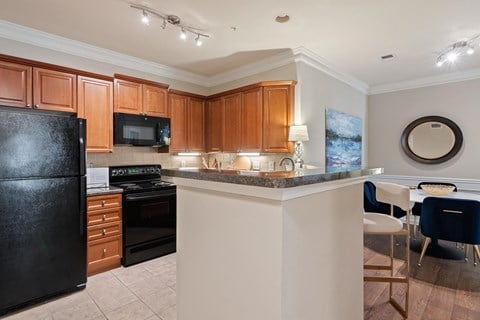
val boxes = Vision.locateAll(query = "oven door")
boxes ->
[123,189,176,247]
[114,113,158,146]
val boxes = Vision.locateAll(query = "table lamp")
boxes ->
[288,125,309,168]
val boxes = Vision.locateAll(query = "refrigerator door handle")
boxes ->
[79,176,86,236]
[78,118,86,176]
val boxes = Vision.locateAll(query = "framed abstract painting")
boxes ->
[325,108,362,172]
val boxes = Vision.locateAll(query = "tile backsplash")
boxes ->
[87,146,292,171]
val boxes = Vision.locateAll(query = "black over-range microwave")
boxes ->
[114,113,171,146]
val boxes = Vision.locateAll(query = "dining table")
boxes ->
[409,188,480,260]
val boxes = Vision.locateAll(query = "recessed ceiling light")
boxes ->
[380,54,397,61]
[230,26,237,31]
[275,14,290,23]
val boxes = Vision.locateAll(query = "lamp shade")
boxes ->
[288,125,309,141]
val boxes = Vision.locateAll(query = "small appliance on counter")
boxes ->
[86,167,109,188]
[109,164,176,266]
[0,107,87,315]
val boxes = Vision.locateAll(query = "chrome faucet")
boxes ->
[279,157,295,171]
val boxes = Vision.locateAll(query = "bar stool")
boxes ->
[364,182,410,318]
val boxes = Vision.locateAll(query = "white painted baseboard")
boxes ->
[368,174,480,193]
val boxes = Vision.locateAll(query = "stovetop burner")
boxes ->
[119,183,143,190]
[109,165,175,194]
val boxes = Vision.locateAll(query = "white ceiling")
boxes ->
[1,0,480,88]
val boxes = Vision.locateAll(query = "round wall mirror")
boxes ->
[401,116,463,164]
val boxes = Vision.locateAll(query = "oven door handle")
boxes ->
[124,190,176,201]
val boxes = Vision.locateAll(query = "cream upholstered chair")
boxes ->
[364,182,410,318]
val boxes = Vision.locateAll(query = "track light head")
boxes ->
[195,34,203,46]
[141,10,149,25]
[180,28,187,40]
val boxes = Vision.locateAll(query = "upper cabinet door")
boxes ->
[263,85,294,153]
[223,93,242,152]
[0,61,32,108]
[33,67,77,113]
[78,76,113,153]
[206,98,224,153]
[143,84,168,117]
[188,97,205,152]
[169,93,188,153]
[241,87,263,152]
[114,79,142,115]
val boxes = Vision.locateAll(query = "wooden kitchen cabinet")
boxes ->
[87,193,123,276]
[114,74,168,117]
[78,76,113,153]
[188,97,206,152]
[206,97,223,152]
[168,91,205,153]
[0,60,32,108]
[0,60,77,113]
[143,84,168,117]
[206,81,294,153]
[114,78,142,114]
[263,84,295,153]
[240,87,263,152]
[33,67,77,113]
[222,93,242,152]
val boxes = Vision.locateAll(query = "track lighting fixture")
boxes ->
[436,35,479,67]
[130,3,210,46]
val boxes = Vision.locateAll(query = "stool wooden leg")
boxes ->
[465,245,469,262]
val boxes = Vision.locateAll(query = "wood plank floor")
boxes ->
[364,234,480,319]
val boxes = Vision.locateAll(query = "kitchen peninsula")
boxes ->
[163,167,382,320]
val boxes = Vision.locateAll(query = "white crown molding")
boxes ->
[208,47,369,94]
[292,47,369,94]
[369,68,480,95]
[0,19,209,86]
[206,49,296,87]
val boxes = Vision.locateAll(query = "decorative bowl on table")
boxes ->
[420,184,455,196]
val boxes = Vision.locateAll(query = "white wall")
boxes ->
[0,37,209,95]
[296,62,368,167]
[368,79,480,179]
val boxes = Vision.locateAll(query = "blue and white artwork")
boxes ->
[325,108,362,172]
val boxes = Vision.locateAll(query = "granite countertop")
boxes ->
[87,186,123,196]
[161,167,383,188]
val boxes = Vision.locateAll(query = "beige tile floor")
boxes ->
[1,253,177,320]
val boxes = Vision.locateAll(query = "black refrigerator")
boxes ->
[0,107,87,315]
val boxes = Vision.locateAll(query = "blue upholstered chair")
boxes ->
[364,181,407,218]
[411,182,458,236]
[418,197,480,266]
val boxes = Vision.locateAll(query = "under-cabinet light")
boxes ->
[177,152,201,156]
[237,152,260,156]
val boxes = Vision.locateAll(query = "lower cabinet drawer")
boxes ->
[88,207,122,226]
[87,235,122,276]
[88,221,122,242]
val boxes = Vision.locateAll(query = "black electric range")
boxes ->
[109,165,176,266]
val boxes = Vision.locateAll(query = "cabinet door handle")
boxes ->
[101,200,106,206]
[33,104,39,109]
[102,229,107,236]
[102,214,107,220]
[26,104,31,108]
[103,248,107,254]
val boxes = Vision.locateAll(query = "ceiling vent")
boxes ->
[380,54,397,61]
